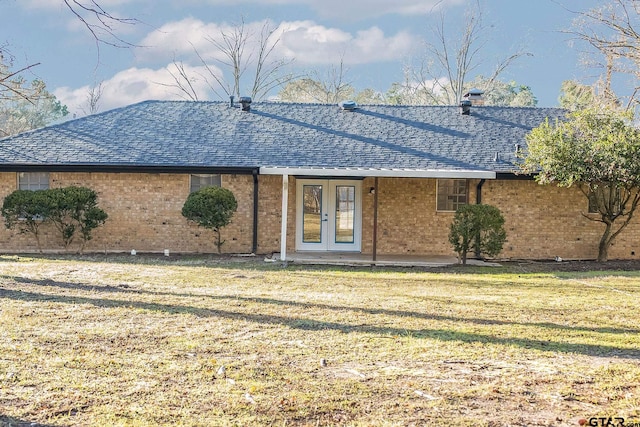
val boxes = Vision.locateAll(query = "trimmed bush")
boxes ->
[449,204,506,265]
[182,186,237,253]
[2,190,53,253]
[1,186,108,253]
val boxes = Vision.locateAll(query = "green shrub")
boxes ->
[1,190,53,253]
[449,204,506,265]
[182,186,237,253]
[1,186,108,253]
[62,187,108,253]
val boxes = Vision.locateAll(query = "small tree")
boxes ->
[1,190,53,253]
[449,204,506,265]
[37,186,108,253]
[522,107,640,262]
[47,188,77,250]
[182,187,237,253]
[63,186,108,253]
[1,186,108,253]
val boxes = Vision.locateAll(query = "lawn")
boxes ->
[0,255,639,426]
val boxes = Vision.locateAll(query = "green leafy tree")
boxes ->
[449,204,506,265]
[521,107,640,262]
[55,186,108,253]
[477,78,537,107]
[182,187,238,253]
[278,77,355,104]
[77,207,108,253]
[558,80,597,111]
[0,70,68,137]
[353,88,386,105]
[1,186,108,253]
[1,190,53,253]
[3,80,68,135]
[47,188,77,250]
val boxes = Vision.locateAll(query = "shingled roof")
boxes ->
[0,100,566,177]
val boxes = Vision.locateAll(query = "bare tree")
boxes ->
[404,2,529,105]
[205,20,250,99]
[162,59,201,101]
[0,49,41,103]
[0,77,68,137]
[167,19,294,101]
[2,1,137,106]
[278,57,354,104]
[567,0,640,108]
[62,0,139,49]
[81,80,105,115]
[251,22,295,101]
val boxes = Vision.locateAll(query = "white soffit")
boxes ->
[259,167,496,179]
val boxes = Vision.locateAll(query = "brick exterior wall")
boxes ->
[1,172,638,260]
[481,179,640,260]
[0,172,257,254]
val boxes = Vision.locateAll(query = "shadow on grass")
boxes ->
[0,415,54,426]
[6,275,639,337]
[7,253,640,277]
[1,283,638,359]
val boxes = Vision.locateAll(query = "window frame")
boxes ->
[189,174,222,193]
[17,172,50,191]
[587,187,624,214]
[436,178,468,212]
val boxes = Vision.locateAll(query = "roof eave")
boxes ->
[259,167,496,179]
[0,164,259,175]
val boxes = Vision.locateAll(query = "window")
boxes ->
[588,193,599,214]
[18,172,49,190]
[190,174,221,193]
[588,187,624,214]
[437,179,467,211]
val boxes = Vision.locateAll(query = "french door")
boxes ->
[296,179,362,252]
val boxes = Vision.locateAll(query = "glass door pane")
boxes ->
[303,185,323,243]
[334,185,355,243]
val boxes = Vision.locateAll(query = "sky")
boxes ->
[2,0,609,117]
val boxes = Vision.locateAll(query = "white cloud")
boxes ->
[55,64,219,115]
[277,21,415,64]
[138,18,417,67]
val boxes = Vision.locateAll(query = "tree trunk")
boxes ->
[597,222,613,262]
[35,232,43,254]
[216,229,222,254]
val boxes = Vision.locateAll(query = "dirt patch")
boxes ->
[429,258,640,274]
[501,259,640,273]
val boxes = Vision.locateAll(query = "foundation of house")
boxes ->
[270,252,501,268]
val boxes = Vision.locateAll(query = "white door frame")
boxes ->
[295,179,362,252]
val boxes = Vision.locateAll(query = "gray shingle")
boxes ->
[0,100,566,173]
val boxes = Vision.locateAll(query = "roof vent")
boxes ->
[339,100,358,111]
[459,99,472,115]
[463,88,485,106]
[239,96,252,111]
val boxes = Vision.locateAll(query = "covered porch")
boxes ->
[260,167,497,265]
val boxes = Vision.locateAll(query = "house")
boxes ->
[1,98,639,261]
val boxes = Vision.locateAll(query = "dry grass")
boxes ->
[0,255,639,426]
